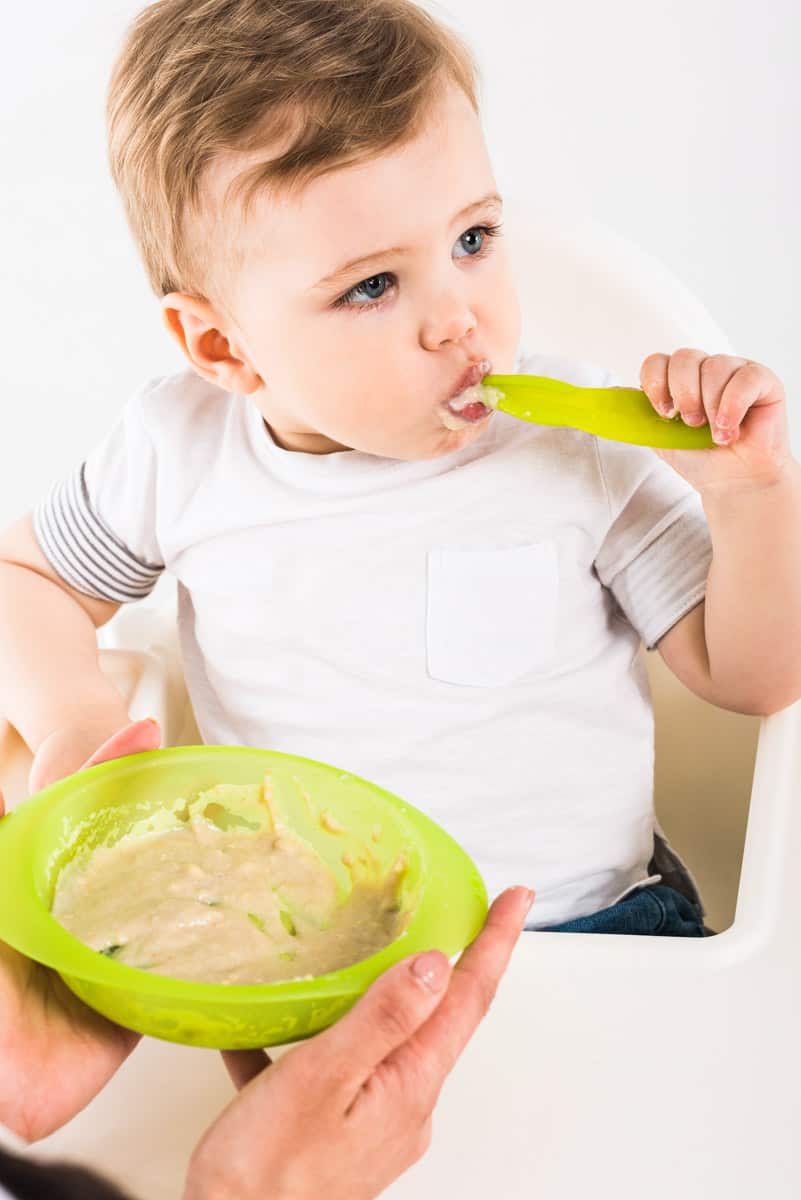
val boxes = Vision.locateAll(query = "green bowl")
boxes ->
[0,745,487,1049]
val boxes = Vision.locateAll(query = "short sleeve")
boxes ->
[593,432,713,651]
[32,382,165,602]
[513,349,713,650]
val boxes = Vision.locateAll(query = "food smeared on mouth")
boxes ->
[440,382,505,431]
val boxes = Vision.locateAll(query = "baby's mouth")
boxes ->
[440,376,506,431]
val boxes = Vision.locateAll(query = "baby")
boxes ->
[2,0,800,939]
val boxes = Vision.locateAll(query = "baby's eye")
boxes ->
[454,226,490,258]
[339,273,390,307]
[333,222,503,312]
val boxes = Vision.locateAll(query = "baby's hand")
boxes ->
[639,348,792,494]
[0,717,161,1142]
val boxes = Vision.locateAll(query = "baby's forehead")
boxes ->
[199,87,490,290]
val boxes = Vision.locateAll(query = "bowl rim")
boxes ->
[0,744,488,1003]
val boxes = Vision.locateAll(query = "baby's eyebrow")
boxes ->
[308,191,503,292]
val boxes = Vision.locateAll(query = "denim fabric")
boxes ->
[538,883,709,936]
[649,829,705,914]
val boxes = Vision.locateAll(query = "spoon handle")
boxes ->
[484,374,715,449]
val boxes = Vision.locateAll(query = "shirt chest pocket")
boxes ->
[426,541,559,687]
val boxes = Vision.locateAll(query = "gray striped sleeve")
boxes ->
[592,431,714,653]
[606,504,713,651]
[32,462,163,602]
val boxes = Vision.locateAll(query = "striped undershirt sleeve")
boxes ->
[593,433,713,653]
[606,503,712,651]
[32,461,163,603]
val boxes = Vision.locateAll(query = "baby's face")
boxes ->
[203,82,521,459]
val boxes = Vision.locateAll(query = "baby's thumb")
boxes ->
[307,950,451,1093]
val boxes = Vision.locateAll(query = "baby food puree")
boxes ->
[51,773,409,985]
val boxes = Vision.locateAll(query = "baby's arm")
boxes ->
[0,512,132,769]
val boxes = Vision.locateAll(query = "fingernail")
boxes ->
[144,717,159,726]
[715,412,731,428]
[684,413,707,426]
[411,951,449,993]
[713,428,732,444]
[659,404,677,419]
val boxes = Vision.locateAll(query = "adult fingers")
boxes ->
[221,1048,273,1091]
[384,886,533,1089]
[80,718,162,769]
[302,948,452,1097]
[27,717,163,795]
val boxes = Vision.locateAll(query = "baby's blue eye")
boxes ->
[454,228,484,258]
[333,222,502,312]
[351,275,388,303]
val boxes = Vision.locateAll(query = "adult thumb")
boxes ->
[80,718,162,770]
[28,717,162,795]
[307,950,452,1093]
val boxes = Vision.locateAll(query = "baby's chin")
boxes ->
[383,412,495,462]
[309,406,495,462]
[435,412,494,452]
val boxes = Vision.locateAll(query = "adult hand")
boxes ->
[26,707,158,795]
[0,717,162,1141]
[184,885,533,1200]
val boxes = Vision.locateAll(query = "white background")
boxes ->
[0,0,798,526]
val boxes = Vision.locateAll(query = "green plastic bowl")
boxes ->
[0,745,487,1049]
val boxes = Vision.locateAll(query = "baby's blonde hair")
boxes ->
[106,0,481,312]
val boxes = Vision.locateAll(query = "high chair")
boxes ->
[1,202,799,1200]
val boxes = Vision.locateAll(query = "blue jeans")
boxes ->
[537,883,709,936]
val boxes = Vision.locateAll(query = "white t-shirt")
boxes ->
[33,347,712,928]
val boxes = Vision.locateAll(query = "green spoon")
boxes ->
[481,374,715,449]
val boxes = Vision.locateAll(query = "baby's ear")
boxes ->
[160,291,205,367]
[159,293,262,395]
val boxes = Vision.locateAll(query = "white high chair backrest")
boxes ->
[501,198,737,379]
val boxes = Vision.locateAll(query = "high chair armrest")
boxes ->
[735,695,801,934]
[96,602,201,749]
[388,696,801,1200]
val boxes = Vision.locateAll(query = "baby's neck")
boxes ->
[263,417,351,455]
